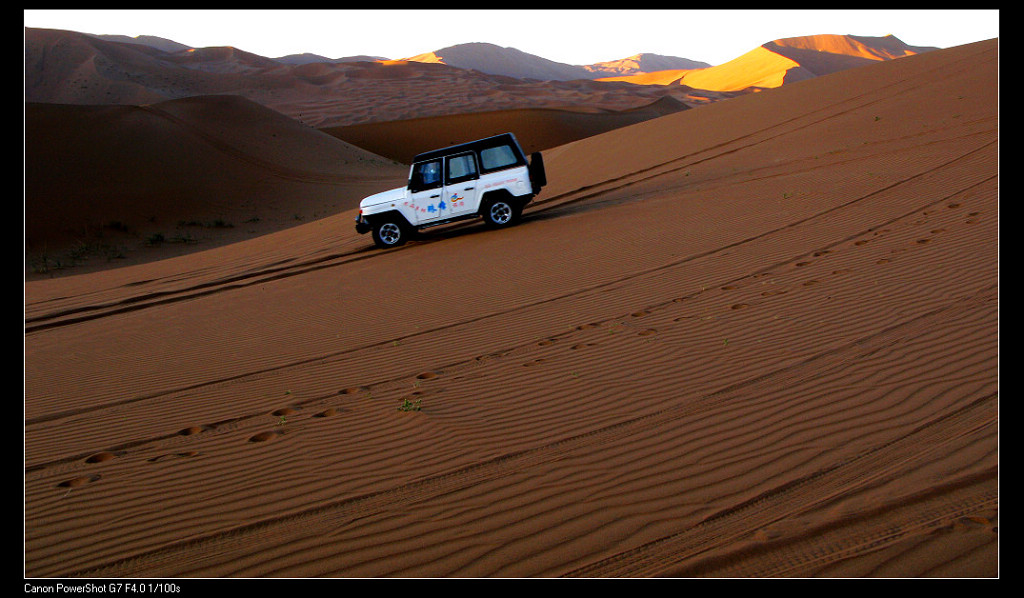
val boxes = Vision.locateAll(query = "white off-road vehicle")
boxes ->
[355,133,546,248]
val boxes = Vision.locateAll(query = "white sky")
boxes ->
[24,9,999,67]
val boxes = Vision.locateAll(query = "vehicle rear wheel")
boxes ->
[372,219,408,248]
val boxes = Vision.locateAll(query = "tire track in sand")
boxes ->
[57,281,996,577]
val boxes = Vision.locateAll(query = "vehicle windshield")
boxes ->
[410,160,442,191]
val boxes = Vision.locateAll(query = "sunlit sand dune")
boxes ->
[602,33,937,91]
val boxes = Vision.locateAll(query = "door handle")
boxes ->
[464,186,475,191]
[430,194,440,198]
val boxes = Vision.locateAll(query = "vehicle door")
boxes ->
[408,159,445,224]
[443,151,480,218]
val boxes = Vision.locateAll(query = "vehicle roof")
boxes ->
[412,132,525,164]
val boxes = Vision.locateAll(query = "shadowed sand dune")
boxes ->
[322,96,688,163]
[25,94,408,274]
[24,39,997,578]
[25,93,685,276]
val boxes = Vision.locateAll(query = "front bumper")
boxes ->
[355,214,371,234]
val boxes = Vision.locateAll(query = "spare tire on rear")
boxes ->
[529,151,546,194]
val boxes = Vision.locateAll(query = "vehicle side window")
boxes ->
[446,153,478,184]
[479,145,518,172]
[410,160,442,191]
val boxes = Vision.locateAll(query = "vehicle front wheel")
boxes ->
[482,196,521,228]
[372,219,408,248]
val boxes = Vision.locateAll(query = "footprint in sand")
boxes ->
[58,474,101,489]
[638,328,658,336]
[416,371,439,380]
[271,407,299,417]
[85,451,123,464]
[313,407,341,418]
[248,429,285,443]
[178,425,212,436]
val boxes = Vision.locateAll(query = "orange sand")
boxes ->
[24,37,998,578]
[601,33,937,92]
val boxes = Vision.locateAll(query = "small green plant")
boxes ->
[397,398,422,412]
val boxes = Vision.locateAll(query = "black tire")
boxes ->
[371,217,409,248]
[529,151,546,193]
[481,195,521,228]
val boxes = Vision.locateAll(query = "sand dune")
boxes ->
[322,96,688,163]
[24,38,997,578]
[25,91,686,276]
[404,42,595,81]
[583,53,711,77]
[770,34,936,62]
[25,94,407,275]
[602,34,936,92]
[24,28,707,131]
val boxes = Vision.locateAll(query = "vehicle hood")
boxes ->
[359,186,407,209]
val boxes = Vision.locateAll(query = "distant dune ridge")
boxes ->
[405,42,598,80]
[404,44,711,80]
[584,53,712,76]
[598,33,937,91]
[25,29,932,120]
